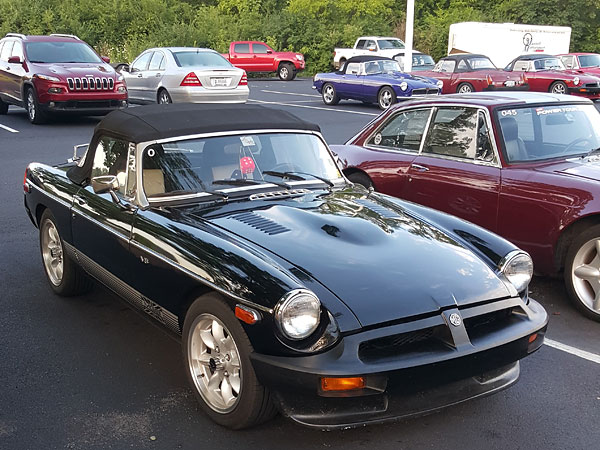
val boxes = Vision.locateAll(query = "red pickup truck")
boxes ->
[222,41,305,81]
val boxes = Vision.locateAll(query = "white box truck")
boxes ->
[448,22,571,68]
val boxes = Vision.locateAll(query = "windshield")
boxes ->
[141,132,341,199]
[578,54,600,68]
[364,60,402,75]
[25,41,101,63]
[533,57,565,70]
[413,54,435,66]
[172,51,232,68]
[466,57,496,70]
[497,104,600,163]
[377,39,404,50]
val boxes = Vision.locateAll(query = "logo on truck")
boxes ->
[523,33,533,52]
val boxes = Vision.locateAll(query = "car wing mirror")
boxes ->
[92,175,119,195]
[266,49,272,54]
[7,56,22,64]
[101,55,111,64]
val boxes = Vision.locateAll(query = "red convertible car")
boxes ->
[504,54,600,99]
[334,92,600,322]
[559,53,600,76]
[417,54,526,94]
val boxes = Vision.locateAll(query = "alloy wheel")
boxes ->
[379,90,393,108]
[323,85,335,103]
[571,238,600,313]
[158,91,172,104]
[280,67,289,79]
[458,84,473,93]
[552,83,566,94]
[188,314,242,413]
[27,91,36,121]
[41,220,64,286]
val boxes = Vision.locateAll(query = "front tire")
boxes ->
[39,209,93,296]
[182,293,276,428]
[378,86,396,110]
[322,83,339,105]
[549,81,568,95]
[564,225,600,321]
[346,171,373,190]
[278,63,294,81]
[157,89,172,104]
[26,87,48,124]
[457,82,474,94]
[0,97,8,114]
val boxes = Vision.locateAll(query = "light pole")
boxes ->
[404,0,414,72]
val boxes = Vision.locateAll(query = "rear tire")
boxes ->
[26,87,48,124]
[346,171,373,190]
[322,83,339,105]
[157,89,172,104]
[182,293,277,428]
[278,63,295,81]
[39,209,93,296]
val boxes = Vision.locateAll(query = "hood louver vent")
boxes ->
[354,198,402,219]
[230,212,290,235]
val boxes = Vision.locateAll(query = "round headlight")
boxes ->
[275,290,321,340]
[400,81,408,91]
[573,76,580,86]
[437,80,444,88]
[500,251,533,293]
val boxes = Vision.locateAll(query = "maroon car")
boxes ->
[334,92,600,322]
[504,54,600,100]
[417,54,526,94]
[0,33,128,124]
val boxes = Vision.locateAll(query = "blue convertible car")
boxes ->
[313,56,442,110]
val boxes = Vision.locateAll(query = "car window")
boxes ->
[346,63,361,75]
[0,42,4,58]
[141,133,341,198]
[457,60,468,71]
[476,111,495,162]
[172,51,232,68]
[253,43,269,54]
[91,136,132,196]
[0,41,14,61]
[234,43,250,53]
[356,40,367,50]
[466,57,496,69]
[561,55,576,69]
[578,54,600,68]
[148,52,164,71]
[497,104,600,162]
[365,40,376,50]
[513,60,529,72]
[377,39,404,50]
[24,41,101,63]
[434,59,455,73]
[367,109,431,152]
[423,107,478,160]
[11,41,23,60]
[131,52,152,72]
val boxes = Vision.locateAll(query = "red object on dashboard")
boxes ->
[240,156,255,174]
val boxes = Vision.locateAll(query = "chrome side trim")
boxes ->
[128,239,274,314]
[67,241,181,334]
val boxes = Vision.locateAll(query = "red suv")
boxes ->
[0,33,128,124]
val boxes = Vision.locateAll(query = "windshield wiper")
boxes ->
[584,147,600,158]
[263,170,334,188]
[212,178,290,189]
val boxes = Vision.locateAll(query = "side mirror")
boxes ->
[101,55,111,64]
[8,56,22,64]
[92,175,119,194]
[266,49,273,54]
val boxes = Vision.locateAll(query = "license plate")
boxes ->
[211,77,229,87]
[505,80,516,87]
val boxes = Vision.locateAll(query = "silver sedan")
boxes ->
[123,47,248,104]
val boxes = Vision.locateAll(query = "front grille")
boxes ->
[412,88,439,96]
[51,100,123,110]
[584,83,600,88]
[359,325,450,362]
[463,308,514,341]
[67,77,114,92]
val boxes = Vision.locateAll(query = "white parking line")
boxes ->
[249,99,378,116]
[545,338,600,364]
[260,89,321,98]
[0,123,19,133]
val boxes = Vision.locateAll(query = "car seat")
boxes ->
[500,117,528,162]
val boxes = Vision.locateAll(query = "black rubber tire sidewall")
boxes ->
[0,98,8,114]
[39,209,92,296]
[182,293,276,429]
[563,224,600,321]
[157,89,172,104]
[346,171,373,190]
[322,83,339,105]
[457,82,474,93]
[26,87,48,124]
[278,63,294,81]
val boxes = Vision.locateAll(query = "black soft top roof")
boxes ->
[340,55,394,74]
[443,53,489,61]
[94,103,321,143]
[513,53,556,61]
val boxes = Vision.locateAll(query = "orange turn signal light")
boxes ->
[528,333,538,344]
[321,377,365,392]
[235,305,259,324]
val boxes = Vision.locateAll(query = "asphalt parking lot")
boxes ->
[1,79,599,449]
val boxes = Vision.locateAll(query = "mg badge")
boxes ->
[449,313,462,327]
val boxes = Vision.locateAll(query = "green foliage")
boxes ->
[0,0,598,74]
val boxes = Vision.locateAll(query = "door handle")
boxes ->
[411,163,429,172]
[155,73,161,77]
[137,73,143,78]
[73,195,87,206]
[5,67,10,70]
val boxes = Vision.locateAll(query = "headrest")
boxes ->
[500,117,519,141]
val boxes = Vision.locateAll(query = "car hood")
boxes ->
[196,190,513,327]
[543,157,600,181]
[367,72,439,87]
[40,63,116,79]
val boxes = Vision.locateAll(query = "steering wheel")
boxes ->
[563,137,592,154]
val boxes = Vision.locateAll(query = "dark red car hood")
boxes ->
[32,63,116,80]
[530,157,600,181]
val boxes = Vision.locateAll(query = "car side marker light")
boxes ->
[235,304,260,324]
[321,377,365,392]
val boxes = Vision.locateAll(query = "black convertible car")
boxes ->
[23,103,548,429]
